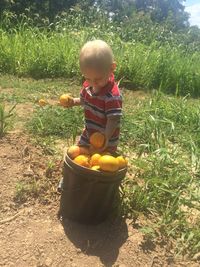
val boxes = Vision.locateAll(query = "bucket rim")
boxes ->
[64,152,127,178]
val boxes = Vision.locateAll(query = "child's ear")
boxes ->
[111,62,116,72]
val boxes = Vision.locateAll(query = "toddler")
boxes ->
[69,40,122,152]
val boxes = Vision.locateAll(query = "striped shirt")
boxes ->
[79,74,122,151]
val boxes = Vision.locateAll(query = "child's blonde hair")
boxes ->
[80,40,114,72]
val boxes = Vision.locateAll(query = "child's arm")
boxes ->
[63,97,84,108]
[105,116,120,140]
[101,115,120,151]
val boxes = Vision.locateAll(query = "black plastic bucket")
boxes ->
[59,153,127,225]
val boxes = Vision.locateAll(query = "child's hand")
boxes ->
[98,137,109,153]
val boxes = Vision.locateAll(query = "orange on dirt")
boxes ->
[116,156,128,169]
[74,155,90,168]
[89,132,105,149]
[91,165,100,171]
[68,145,81,159]
[99,155,119,172]
[38,99,47,107]
[59,94,73,107]
[90,153,101,167]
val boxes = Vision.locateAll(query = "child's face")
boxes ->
[82,64,115,91]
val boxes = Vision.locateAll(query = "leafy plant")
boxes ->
[15,180,40,203]
[120,92,200,256]
[0,11,200,96]
[27,105,83,142]
[0,102,16,137]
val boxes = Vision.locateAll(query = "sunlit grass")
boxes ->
[120,92,200,257]
[0,22,200,96]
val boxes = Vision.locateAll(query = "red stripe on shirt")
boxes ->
[84,109,107,126]
[84,95,105,110]
[105,99,122,112]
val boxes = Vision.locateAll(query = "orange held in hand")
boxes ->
[89,132,105,149]
[99,155,119,172]
[59,94,73,107]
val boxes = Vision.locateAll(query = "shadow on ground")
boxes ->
[62,217,128,267]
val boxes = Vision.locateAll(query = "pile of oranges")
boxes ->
[67,132,128,172]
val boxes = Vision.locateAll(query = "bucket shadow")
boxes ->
[62,217,128,267]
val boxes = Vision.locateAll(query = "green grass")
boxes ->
[0,102,16,137]
[14,180,40,203]
[121,93,200,154]
[0,22,200,96]
[27,105,84,143]
[120,92,200,257]
[0,74,81,103]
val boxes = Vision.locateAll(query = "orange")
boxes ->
[38,99,47,107]
[68,145,81,159]
[89,132,105,149]
[59,94,73,107]
[91,165,100,171]
[99,155,119,172]
[101,151,111,156]
[116,156,128,169]
[74,155,90,168]
[90,153,101,167]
